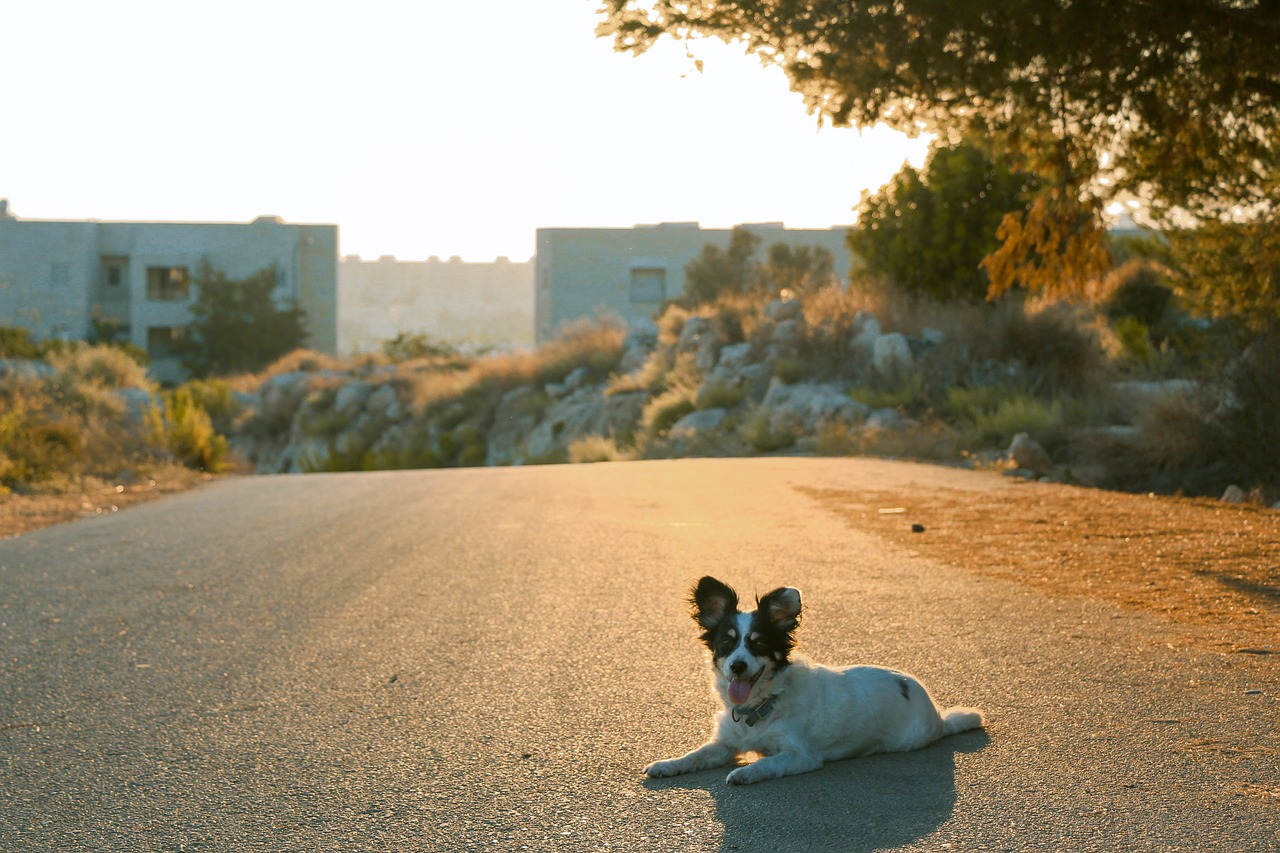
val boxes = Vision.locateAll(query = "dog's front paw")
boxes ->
[644,758,686,779]
[725,764,764,786]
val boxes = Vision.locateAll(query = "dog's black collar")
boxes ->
[732,695,777,727]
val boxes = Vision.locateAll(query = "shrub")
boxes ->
[179,378,244,434]
[0,326,43,359]
[46,345,152,390]
[696,378,748,410]
[567,434,632,463]
[0,387,82,490]
[975,301,1114,399]
[946,386,1065,447]
[642,388,696,440]
[147,388,228,472]
[382,332,463,362]
[1215,331,1280,498]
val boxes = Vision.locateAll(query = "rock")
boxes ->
[865,407,908,432]
[716,342,753,370]
[1009,432,1053,476]
[619,320,659,374]
[675,315,723,373]
[767,317,807,357]
[921,327,946,348]
[333,381,374,418]
[256,371,315,431]
[849,314,882,358]
[364,383,402,421]
[1221,485,1246,504]
[762,380,869,433]
[669,407,727,441]
[872,333,913,378]
[485,386,544,466]
[563,366,590,391]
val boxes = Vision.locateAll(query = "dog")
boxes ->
[644,576,986,785]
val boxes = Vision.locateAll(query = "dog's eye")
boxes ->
[716,636,735,653]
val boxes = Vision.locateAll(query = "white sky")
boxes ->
[1,0,932,262]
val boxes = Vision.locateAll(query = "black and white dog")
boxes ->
[645,576,986,785]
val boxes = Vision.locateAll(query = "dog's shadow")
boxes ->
[644,730,990,852]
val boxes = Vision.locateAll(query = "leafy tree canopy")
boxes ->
[850,140,1042,301]
[600,1,1280,312]
[178,263,308,378]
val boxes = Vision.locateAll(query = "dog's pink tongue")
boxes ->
[728,677,752,705]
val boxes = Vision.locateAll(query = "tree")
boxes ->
[684,226,761,302]
[758,242,837,298]
[683,227,839,303]
[599,1,1280,303]
[849,140,1041,301]
[178,263,307,377]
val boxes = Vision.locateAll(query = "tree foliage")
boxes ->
[683,227,837,303]
[849,140,1041,301]
[178,263,308,378]
[599,1,1280,307]
[684,227,762,302]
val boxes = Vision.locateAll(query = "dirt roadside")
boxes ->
[4,466,1276,657]
[800,477,1279,655]
[0,469,217,541]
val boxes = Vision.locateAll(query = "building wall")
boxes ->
[535,223,854,343]
[0,204,338,380]
[338,255,534,354]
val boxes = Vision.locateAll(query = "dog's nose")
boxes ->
[729,660,748,675]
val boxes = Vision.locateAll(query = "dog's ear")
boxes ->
[690,576,739,628]
[758,586,802,632]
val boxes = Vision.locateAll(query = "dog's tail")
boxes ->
[940,706,987,736]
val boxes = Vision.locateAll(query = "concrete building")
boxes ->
[535,222,854,343]
[0,199,338,380]
[338,255,533,354]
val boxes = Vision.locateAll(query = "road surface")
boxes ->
[1,458,1276,851]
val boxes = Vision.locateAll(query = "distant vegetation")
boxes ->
[0,338,228,494]
[4,136,1276,504]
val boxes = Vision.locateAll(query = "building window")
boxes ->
[146,266,191,301]
[102,257,128,288]
[146,326,186,359]
[630,267,666,303]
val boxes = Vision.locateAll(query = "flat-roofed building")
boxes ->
[535,222,853,343]
[0,199,337,381]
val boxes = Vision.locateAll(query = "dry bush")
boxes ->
[470,319,625,393]
[46,345,152,390]
[567,434,633,463]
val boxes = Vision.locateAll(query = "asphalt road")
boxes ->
[1,458,1276,851]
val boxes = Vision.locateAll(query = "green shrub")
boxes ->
[696,378,748,410]
[946,386,1065,446]
[0,326,43,359]
[147,388,228,472]
[179,378,244,434]
[0,388,82,490]
[772,356,806,385]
